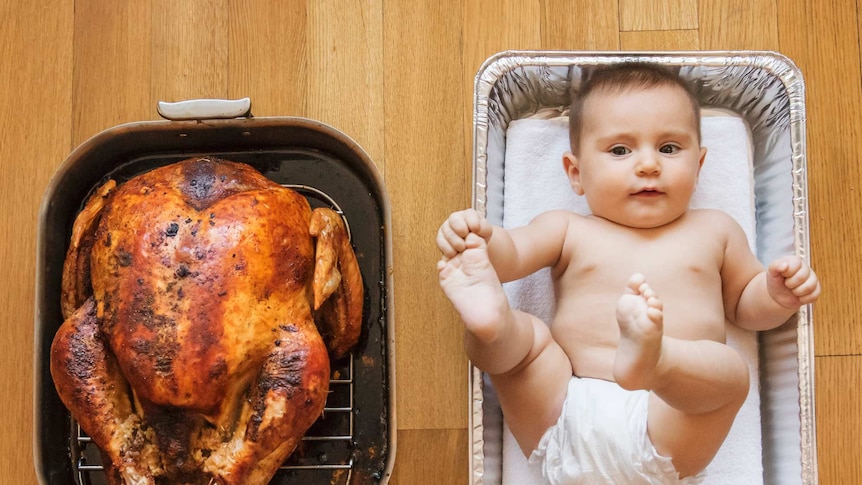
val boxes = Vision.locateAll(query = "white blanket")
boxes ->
[495,112,763,484]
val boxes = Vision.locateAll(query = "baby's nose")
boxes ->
[636,153,662,175]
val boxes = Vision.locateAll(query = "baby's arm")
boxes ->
[436,208,569,282]
[734,256,820,331]
[714,210,820,330]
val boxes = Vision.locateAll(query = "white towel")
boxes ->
[497,113,763,484]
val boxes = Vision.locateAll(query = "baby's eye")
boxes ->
[610,146,630,156]
[659,144,679,154]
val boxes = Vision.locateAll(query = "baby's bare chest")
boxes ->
[554,219,728,334]
[565,222,722,280]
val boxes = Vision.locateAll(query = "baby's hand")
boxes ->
[436,209,493,259]
[766,255,821,309]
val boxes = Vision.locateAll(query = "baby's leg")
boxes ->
[614,274,750,477]
[438,233,571,454]
[613,273,664,389]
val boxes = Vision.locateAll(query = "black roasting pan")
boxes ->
[33,99,395,485]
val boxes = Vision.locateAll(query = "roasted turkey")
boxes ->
[50,156,364,484]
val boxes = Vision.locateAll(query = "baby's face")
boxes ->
[565,84,706,229]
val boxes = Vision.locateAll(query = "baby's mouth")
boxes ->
[632,188,664,196]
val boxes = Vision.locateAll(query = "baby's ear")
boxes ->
[698,146,707,171]
[563,152,585,195]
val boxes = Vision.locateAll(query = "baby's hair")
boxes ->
[568,62,701,154]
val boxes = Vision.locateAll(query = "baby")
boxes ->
[436,63,820,484]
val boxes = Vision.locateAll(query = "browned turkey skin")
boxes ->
[50,157,364,485]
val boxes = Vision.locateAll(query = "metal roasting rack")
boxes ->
[286,184,353,241]
[69,184,359,484]
[71,359,356,484]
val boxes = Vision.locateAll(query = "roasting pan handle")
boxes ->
[157,98,252,121]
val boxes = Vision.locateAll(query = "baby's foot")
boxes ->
[437,233,511,342]
[614,274,665,390]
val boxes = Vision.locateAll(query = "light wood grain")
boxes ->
[620,29,700,50]
[384,0,471,431]
[0,3,73,484]
[390,428,469,484]
[3,1,861,484]
[71,0,154,146]
[777,0,862,357]
[815,356,862,483]
[152,0,229,102]
[541,0,621,50]
[619,0,699,31]
[462,0,542,202]
[698,0,779,50]
[775,4,862,481]
[228,0,308,118]
[306,0,385,171]
[227,1,386,172]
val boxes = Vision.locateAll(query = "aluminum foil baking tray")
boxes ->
[470,51,813,485]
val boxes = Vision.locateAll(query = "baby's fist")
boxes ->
[766,255,821,309]
[436,209,493,259]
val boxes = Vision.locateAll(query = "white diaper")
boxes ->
[528,377,705,485]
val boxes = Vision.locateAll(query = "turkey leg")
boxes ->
[204,318,330,485]
[50,298,158,485]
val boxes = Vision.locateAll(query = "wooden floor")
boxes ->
[1,1,858,483]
